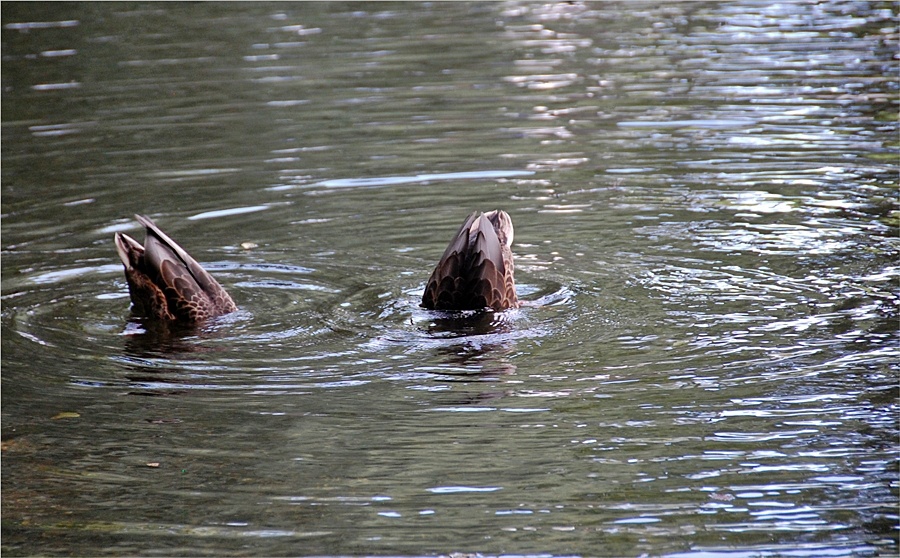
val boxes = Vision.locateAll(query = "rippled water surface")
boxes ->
[2,2,898,556]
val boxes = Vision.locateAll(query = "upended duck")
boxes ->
[421,210,519,311]
[114,215,237,323]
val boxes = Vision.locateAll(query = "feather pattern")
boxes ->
[114,215,237,323]
[422,210,518,311]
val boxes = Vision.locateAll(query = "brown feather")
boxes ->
[114,215,237,323]
[422,210,518,311]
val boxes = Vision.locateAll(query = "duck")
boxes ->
[422,210,519,311]
[114,215,237,323]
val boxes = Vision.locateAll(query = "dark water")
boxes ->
[2,2,897,556]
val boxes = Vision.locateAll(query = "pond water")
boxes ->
[2,2,898,556]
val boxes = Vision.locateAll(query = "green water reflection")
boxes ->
[2,1,897,556]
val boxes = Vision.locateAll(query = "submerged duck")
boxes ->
[114,215,237,323]
[422,210,519,311]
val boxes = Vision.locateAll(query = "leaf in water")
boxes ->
[1,438,28,452]
[51,412,80,420]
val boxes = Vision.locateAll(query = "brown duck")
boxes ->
[114,215,237,323]
[422,210,519,311]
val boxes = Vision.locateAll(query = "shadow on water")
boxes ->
[118,319,205,391]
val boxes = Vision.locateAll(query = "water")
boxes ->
[2,2,897,556]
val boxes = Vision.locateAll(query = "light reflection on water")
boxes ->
[2,1,898,556]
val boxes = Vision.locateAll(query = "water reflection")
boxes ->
[426,338,518,380]
[118,313,243,359]
[2,1,897,556]
[422,308,512,337]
